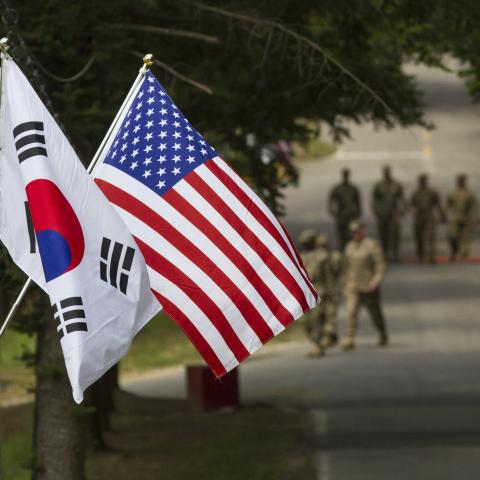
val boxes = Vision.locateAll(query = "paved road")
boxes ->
[124,64,480,478]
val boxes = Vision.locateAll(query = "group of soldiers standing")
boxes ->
[300,166,478,356]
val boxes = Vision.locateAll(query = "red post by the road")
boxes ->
[186,365,239,411]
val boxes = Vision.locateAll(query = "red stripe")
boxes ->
[208,158,317,301]
[95,178,250,363]
[136,236,251,364]
[164,188,295,327]
[184,171,311,313]
[96,178,274,343]
[151,289,227,377]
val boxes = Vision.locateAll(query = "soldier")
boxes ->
[341,220,388,350]
[328,168,362,250]
[299,229,326,356]
[410,174,445,263]
[371,166,406,262]
[315,234,343,348]
[445,174,478,261]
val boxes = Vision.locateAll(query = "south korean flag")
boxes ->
[0,57,161,403]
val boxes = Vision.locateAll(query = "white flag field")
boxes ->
[0,57,160,403]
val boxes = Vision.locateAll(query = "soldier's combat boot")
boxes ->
[341,337,355,351]
[378,333,389,347]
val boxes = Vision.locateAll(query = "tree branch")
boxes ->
[130,50,212,94]
[110,23,220,44]
[183,1,395,117]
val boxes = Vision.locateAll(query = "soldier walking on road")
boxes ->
[315,234,343,348]
[446,174,477,261]
[299,230,343,355]
[341,220,388,351]
[410,174,445,263]
[371,166,406,262]
[328,168,362,250]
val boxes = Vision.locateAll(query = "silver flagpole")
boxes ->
[0,53,155,338]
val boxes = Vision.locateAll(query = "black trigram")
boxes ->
[13,121,48,163]
[100,237,135,295]
[52,297,87,340]
[24,201,37,254]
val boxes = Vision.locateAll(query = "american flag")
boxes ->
[94,71,318,376]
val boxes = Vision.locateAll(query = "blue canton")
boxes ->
[104,72,217,195]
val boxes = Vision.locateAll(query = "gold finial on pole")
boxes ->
[0,37,10,55]
[143,53,154,69]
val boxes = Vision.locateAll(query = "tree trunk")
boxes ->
[32,305,86,480]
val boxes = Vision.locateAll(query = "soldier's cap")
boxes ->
[316,234,329,247]
[349,220,364,233]
[299,229,316,245]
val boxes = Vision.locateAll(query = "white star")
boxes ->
[157,167,166,176]
[160,98,166,105]
[160,108,167,115]
[148,76,154,83]
[199,139,206,145]
[158,143,167,151]
[133,125,141,133]
[201,148,207,155]
[114,139,119,147]
[135,101,143,110]
[119,155,126,164]
[186,125,192,131]
[158,131,167,139]
[144,157,152,166]
[135,113,142,121]
[131,149,139,158]
[121,143,128,152]
[138,91,144,98]
[125,120,131,127]
[144,145,152,153]
[145,132,153,141]
[173,111,180,118]
[173,121,180,128]
[159,119,167,127]
[172,167,181,176]
[142,170,151,178]
[122,131,129,140]
[130,161,138,170]
[187,145,195,152]
[187,134,194,141]
[159,91,166,96]
[157,180,166,189]
[173,131,181,139]
[148,85,155,93]
[132,137,140,146]
[158,155,167,163]
[111,150,117,158]
[146,108,154,117]
[146,120,154,128]
[186,155,195,164]
[172,143,181,151]
[173,155,181,163]
[147,97,155,104]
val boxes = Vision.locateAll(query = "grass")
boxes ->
[0,404,32,480]
[89,391,314,480]
[294,139,337,162]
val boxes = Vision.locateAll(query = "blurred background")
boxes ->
[2,1,480,479]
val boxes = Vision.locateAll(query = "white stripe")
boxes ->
[212,157,314,296]
[111,204,263,354]
[175,180,305,319]
[97,164,304,320]
[147,267,238,371]
[197,163,316,307]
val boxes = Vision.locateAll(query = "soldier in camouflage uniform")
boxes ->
[315,234,343,348]
[446,174,478,261]
[371,166,406,262]
[341,220,388,351]
[299,230,343,355]
[410,174,445,263]
[328,169,362,251]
